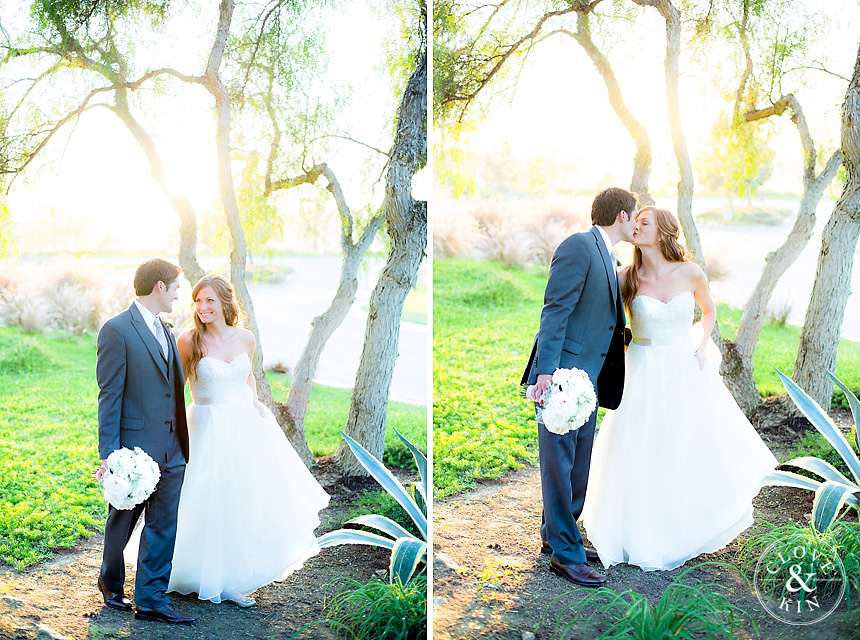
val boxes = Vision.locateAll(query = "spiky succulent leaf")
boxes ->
[812,480,860,532]
[317,528,396,550]
[346,514,416,541]
[390,537,427,585]
[340,432,427,539]
[777,369,860,486]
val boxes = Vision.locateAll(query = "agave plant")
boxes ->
[763,368,860,532]
[317,430,427,584]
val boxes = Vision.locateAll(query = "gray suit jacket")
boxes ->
[96,303,189,464]
[522,226,626,409]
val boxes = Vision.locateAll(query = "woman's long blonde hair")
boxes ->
[186,274,243,380]
[622,206,691,314]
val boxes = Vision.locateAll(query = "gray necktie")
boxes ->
[153,318,168,359]
[609,249,620,295]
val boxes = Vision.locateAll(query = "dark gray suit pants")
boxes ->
[100,449,185,608]
[538,406,598,566]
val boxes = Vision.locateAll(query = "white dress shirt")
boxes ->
[595,225,615,261]
[134,300,166,356]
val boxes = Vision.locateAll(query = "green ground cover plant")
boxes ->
[0,327,426,568]
[318,571,427,640]
[545,563,754,640]
[433,258,860,497]
[739,520,860,612]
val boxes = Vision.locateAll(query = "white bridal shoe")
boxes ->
[227,595,256,608]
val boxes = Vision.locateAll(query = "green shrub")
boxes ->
[323,571,427,640]
[782,431,860,482]
[739,520,860,611]
[342,490,420,538]
[0,335,53,373]
[545,564,754,640]
[384,444,418,471]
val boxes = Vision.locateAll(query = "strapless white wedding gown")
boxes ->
[166,352,330,602]
[580,292,777,572]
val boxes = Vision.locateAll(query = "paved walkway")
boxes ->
[248,256,427,405]
[692,198,860,342]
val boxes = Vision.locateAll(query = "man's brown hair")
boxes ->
[133,258,182,296]
[591,187,638,226]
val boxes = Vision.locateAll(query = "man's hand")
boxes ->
[534,374,553,405]
[94,459,107,483]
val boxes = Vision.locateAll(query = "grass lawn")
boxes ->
[0,327,426,569]
[433,258,860,497]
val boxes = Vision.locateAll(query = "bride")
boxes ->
[167,274,330,605]
[580,206,777,572]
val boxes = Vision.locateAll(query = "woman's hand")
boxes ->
[695,346,707,371]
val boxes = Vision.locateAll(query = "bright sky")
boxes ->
[5,1,414,254]
[444,2,859,197]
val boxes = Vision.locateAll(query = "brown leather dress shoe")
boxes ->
[541,540,601,562]
[135,604,196,624]
[97,575,132,611]
[549,557,606,587]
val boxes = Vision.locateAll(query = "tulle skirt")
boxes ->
[580,327,777,572]
[165,397,330,602]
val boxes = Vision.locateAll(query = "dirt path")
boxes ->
[433,463,860,640]
[0,464,401,640]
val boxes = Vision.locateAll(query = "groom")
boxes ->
[95,258,194,624]
[522,187,636,586]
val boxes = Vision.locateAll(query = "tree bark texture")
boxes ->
[720,95,843,414]
[793,43,860,408]
[270,165,384,466]
[203,0,276,410]
[568,11,654,205]
[336,34,428,475]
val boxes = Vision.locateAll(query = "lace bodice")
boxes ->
[629,291,695,342]
[191,352,252,403]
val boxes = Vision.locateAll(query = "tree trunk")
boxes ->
[336,25,427,475]
[268,164,384,466]
[204,0,277,410]
[635,0,723,345]
[568,11,654,205]
[658,0,702,269]
[793,43,860,408]
[720,95,843,414]
[112,89,206,285]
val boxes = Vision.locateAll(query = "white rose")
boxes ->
[543,391,578,434]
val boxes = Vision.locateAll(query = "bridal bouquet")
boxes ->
[99,447,161,510]
[527,367,597,435]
